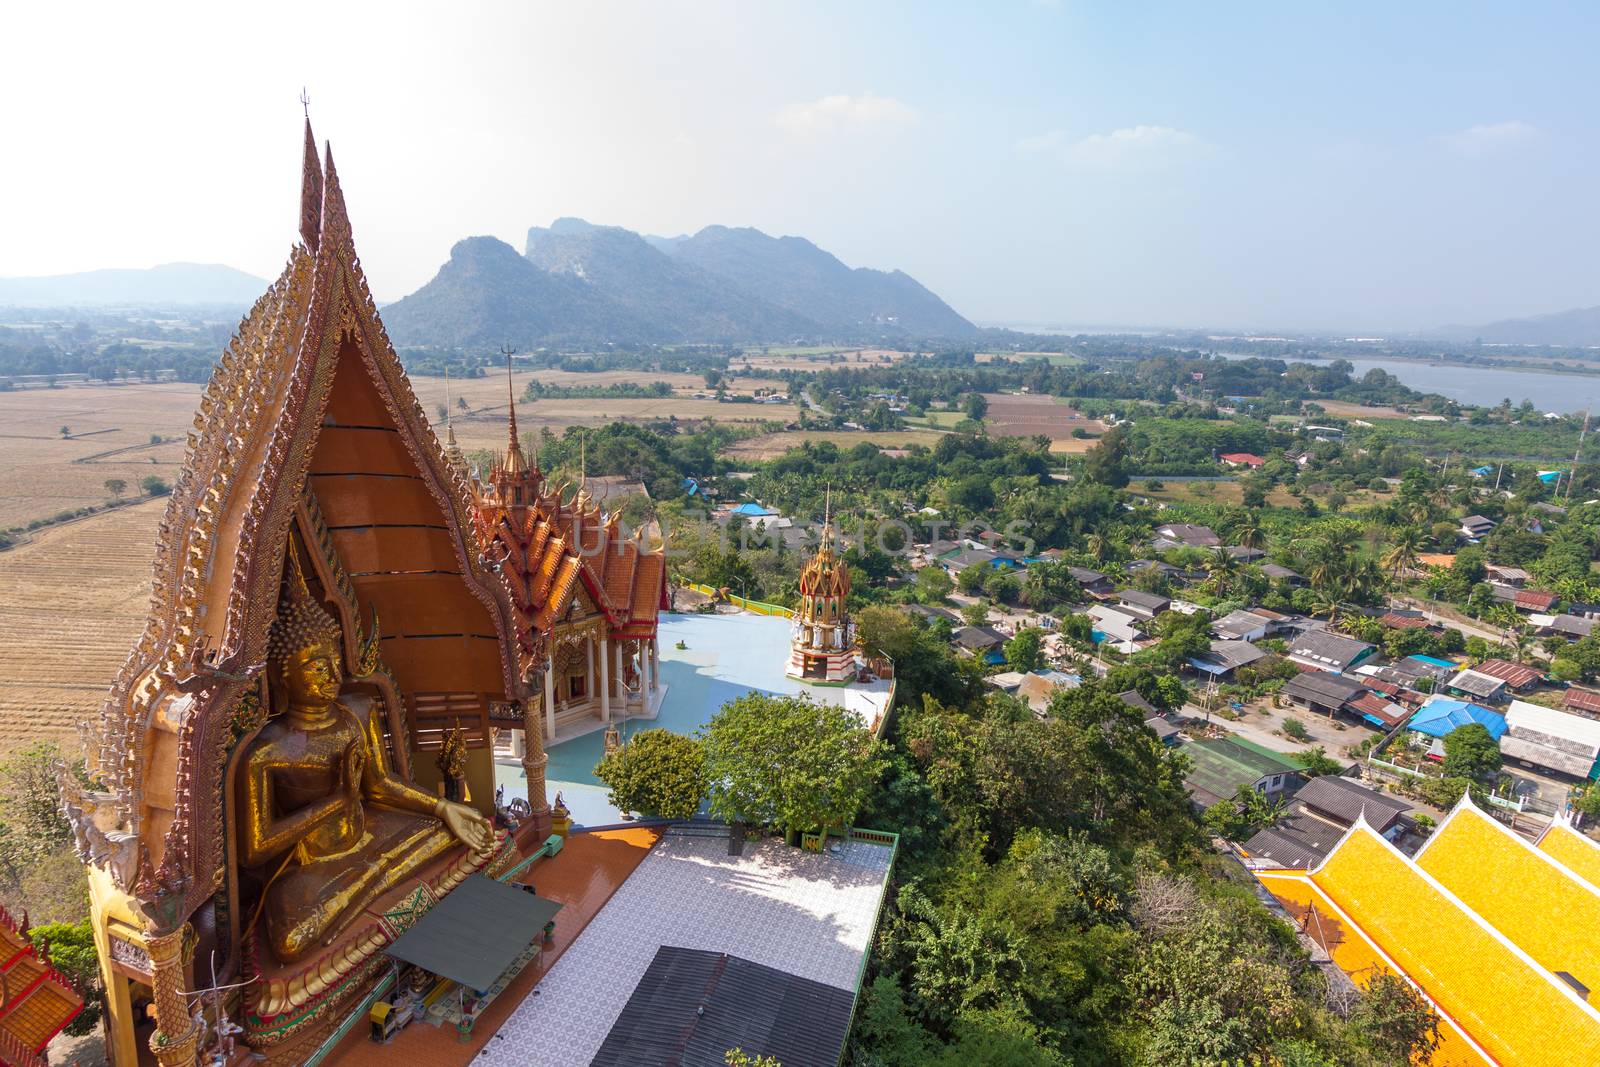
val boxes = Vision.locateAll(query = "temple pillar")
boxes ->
[585,637,595,700]
[145,924,199,1067]
[649,638,660,691]
[520,697,551,831]
[543,655,556,740]
[599,634,611,722]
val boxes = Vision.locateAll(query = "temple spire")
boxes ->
[502,345,528,475]
[298,91,322,251]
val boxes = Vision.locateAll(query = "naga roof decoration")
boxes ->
[61,119,524,935]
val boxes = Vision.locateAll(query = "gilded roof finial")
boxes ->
[502,344,528,475]
[298,90,322,252]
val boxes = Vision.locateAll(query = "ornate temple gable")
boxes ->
[64,122,523,930]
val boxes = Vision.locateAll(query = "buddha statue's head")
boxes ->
[268,550,345,709]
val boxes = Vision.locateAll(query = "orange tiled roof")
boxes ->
[1538,821,1600,889]
[473,468,666,652]
[1260,823,1600,1066]
[1415,803,1600,995]
[0,908,83,1055]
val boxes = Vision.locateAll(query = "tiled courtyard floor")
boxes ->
[325,826,660,1067]
[476,833,894,1067]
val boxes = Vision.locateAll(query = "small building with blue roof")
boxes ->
[1407,696,1508,741]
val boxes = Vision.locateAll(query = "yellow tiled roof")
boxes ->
[1416,804,1600,995]
[1307,826,1600,1066]
[1538,821,1600,888]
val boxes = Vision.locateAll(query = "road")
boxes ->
[1391,596,1507,644]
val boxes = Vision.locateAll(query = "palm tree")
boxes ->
[1307,589,1342,623]
[1230,513,1265,551]
[1382,526,1424,578]
[1087,532,1111,563]
[1506,623,1531,664]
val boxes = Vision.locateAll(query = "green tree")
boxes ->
[139,474,171,496]
[1081,425,1130,489]
[701,693,886,837]
[1442,723,1501,782]
[594,729,707,819]
[1005,628,1044,672]
[1293,746,1342,777]
[103,477,126,499]
[956,563,988,595]
[915,565,955,603]
[1349,973,1440,1065]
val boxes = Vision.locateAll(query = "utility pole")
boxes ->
[1565,408,1590,502]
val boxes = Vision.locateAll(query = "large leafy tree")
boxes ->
[594,729,708,819]
[1442,723,1501,783]
[701,693,886,836]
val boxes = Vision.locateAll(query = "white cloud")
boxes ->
[1017,124,1203,168]
[776,92,918,135]
[1438,120,1538,156]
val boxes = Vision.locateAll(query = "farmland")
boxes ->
[982,392,1108,443]
[0,368,801,530]
[724,429,946,461]
[0,499,163,754]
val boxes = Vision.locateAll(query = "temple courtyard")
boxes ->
[500,611,892,826]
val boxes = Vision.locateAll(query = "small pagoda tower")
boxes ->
[786,498,856,684]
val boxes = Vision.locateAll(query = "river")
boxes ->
[1215,353,1600,415]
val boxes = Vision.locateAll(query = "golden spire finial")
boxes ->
[298,90,323,252]
[501,344,528,476]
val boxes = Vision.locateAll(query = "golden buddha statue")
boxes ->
[238,554,494,965]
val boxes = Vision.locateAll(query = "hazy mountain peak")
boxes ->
[0,262,269,307]
[385,219,975,347]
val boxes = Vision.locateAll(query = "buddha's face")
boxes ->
[283,641,343,706]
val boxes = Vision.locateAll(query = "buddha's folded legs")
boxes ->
[265,811,458,963]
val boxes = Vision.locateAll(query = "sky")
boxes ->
[3,1,1597,333]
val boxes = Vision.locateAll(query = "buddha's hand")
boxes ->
[344,743,366,798]
[438,800,495,855]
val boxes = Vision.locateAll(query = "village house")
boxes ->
[1212,609,1273,642]
[1187,639,1267,679]
[1286,630,1377,674]
[1150,522,1222,550]
[1241,774,1412,869]
[1281,672,1368,717]
[954,624,1007,662]
[1443,668,1510,705]
[1067,566,1115,598]
[1407,696,1509,746]
[1218,452,1266,469]
[1468,658,1541,693]
[1457,514,1497,542]
[1261,562,1307,587]
[1116,588,1171,620]
[1501,699,1600,781]
[1180,737,1303,807]
[1563,687,1600,716]
[1086,604,1145,653]
[1532,613,1595,639]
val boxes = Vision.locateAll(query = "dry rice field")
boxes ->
[0,371,798,529]
[0,381,197,528]
[983,392,1108,442]
[725,429,946,460]
[0,499,164,755]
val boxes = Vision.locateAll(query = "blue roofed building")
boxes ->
[1407,696,1508,741]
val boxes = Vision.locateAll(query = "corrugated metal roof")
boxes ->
[591,946,856,1067]
[384,875,561,992]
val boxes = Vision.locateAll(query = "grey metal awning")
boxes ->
[385,874,562,992]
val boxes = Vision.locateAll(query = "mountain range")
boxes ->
[0,263,269,307]
[382,218,976,347]
[1431,305,1600,348]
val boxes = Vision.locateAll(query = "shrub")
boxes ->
[1282,718,1310,741]
[594,729,707,820]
